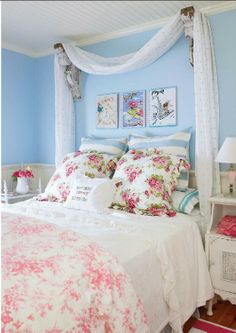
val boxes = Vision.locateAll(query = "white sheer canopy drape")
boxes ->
[193,10,221,232]
[54,8,220,230]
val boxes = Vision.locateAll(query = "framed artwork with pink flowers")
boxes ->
[96,93,118,129]
[119,90,146,128]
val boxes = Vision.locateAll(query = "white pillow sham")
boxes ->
[64,175,120,213]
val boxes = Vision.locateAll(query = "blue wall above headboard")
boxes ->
[1,10,236,167]
[75,32,195,165]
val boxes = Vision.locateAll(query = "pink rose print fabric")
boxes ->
[37,151,119,202]
[2,212,149,333]
[111,149,190,217]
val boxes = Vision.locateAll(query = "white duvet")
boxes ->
[2,200,213,333]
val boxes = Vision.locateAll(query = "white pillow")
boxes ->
[171,188,199,214]
[64,175,120,212]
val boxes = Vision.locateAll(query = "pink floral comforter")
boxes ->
[2,212,148,333]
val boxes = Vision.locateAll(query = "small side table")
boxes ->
[205,194,236,315]
[1,192,38,204]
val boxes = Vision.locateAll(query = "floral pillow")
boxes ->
[110,149,190,217]
[37,151,119,202]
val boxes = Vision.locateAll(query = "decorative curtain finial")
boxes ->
[181,6,194,67]
[54,43,81,100]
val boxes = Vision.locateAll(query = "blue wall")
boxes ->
[2,10,236,167]
[75,32,195,164]
[210,10,236,144]
[35,56,55,164]
[1,49,38,164]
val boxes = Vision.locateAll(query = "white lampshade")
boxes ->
[215,137,236,164]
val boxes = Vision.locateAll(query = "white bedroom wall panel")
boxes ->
[1,165,231,197]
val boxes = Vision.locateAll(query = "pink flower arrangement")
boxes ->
[12,167,34,181]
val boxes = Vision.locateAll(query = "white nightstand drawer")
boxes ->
[209,235,236,293]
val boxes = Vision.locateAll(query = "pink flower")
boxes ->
[118,158,125,166]
[2,312,13,324]
[89,154,100,164]
[136,109,144,117]
[150,206,163,216]
[18,170,26,177]
[152,156,167,166]
[144,190,150,197]
[12,171,20,178]
[66,166,75,177]
[162,192,169,201]
[148,177,164,192]
[129,101,138,108]
[167,210,176,217]
[128,171,138,182]
[121,191,129,201]
[148,178,158,188]
[12,168,34,178]
[128,198,136,209]
[61,190,70,200]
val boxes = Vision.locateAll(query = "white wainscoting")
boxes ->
[1,164,233,196]
[1,164,55,193]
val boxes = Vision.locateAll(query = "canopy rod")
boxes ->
[54,6,195,50]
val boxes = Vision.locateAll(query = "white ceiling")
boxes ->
[2,1,236,57]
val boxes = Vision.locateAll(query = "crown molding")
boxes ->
[201,1,236,16]
[1,42,39,58]
[2,2,236,58]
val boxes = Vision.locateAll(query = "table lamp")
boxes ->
[215,137,236,195]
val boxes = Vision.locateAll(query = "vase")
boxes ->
[16,177,29,194]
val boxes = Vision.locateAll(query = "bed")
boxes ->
[2,133,214,332]
[2,199,213,333]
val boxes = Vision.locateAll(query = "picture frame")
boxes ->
[119,90,146,128]
[148,87,177,127]
[96,93,118,129]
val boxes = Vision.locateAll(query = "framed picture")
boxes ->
[148,87,177,127]
[96,93,118,129]
[119,90,145,128]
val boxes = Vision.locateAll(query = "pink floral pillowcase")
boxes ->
[110,149,190,217]
[37,151,119,202]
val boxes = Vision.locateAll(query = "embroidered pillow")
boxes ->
[64,176,119,212]
[110,149,190,217]
[171,188,199,214]
[127,128,191,191]
[37,151,118,202]
[80,137,128,156]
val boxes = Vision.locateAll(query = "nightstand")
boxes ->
[205,195,236,315]
[1,192,38,204]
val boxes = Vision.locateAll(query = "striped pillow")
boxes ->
[80,137,128,156]
[128,128,191,158]
[171,188,199,214]
[128,128,191,191]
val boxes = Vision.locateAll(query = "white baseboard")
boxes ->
[1,164,233,195]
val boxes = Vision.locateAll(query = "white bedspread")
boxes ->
[2,200,213,333]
